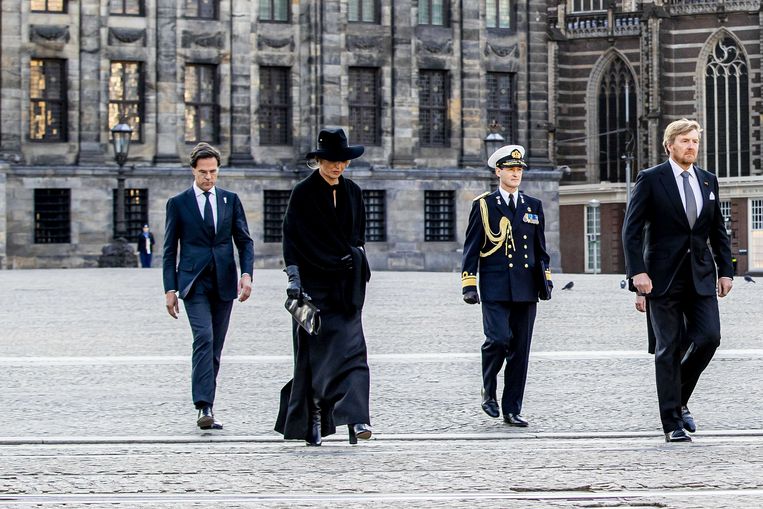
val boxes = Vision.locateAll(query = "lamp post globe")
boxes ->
[110,120,133,167]
[484,120,505,166]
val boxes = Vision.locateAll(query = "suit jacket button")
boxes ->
[509,263,514,268]
[524,254,528,259]
[508,254,513,258]
[523,244,528,249]
[524,263,529,268]
[523,235,528,239]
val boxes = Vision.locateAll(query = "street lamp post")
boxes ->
[98,119,137,268]
[484,120,505,165]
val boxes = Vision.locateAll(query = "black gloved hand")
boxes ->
[284,265,303,304]
[463,290,480,305]
[340,254,354,271]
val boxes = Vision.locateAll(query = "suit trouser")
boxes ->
[183,272,234,409]
[139,252,152,268]
[480,301,537,415]
[648,261,721,432]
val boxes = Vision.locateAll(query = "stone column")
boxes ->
[1,1,22,160]
[459,1,482,167]
[228,0,254,165]
[389,0,415,167]
[154,0,180,164]
[320,0,343,127]
[77,0,104,164]
[525,0,552,170]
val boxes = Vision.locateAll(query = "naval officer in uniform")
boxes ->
[461,144,552,426]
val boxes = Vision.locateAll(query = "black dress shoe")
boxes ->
[665,428,692,442]
[481,389,500,418]
[348,423,372,444]
[503,413,529,427]
[306,410,322,446]
[681,406,696,433]
[197,406,215,429]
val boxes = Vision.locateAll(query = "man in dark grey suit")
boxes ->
[163,142,254,430]
[622,119,733,442]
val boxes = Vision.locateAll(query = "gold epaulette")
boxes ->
[472,191,490,202]
[461,271,477,288]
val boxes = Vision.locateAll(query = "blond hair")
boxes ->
[662,119,702,154]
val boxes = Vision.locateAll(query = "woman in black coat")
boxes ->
[275,128,372,446]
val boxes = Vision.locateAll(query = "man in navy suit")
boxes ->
[163,142,254,430]
[461,144,552,427]
[623,119,733,442]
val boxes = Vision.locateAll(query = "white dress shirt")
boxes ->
[193,183,218,232]
[499,187,519,211]
[669,158,703,220]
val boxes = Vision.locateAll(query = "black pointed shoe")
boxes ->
[481,388,500,418]
[503,413,529,427]
[348,423,372,444]
[681,406,696,433]
[665,428,692,442]
[197,406,215,429]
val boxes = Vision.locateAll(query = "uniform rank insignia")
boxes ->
[523,213,539,224]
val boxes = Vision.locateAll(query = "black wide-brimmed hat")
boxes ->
[306,128,365,161]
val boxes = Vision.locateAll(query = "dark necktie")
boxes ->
[509,193,516,213]
[681,172,697,228]
[203,191,215,233]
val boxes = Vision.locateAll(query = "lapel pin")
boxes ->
[703,181,709,187]
[223,196,227,204]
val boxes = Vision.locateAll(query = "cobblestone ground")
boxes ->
[1,268,762,507]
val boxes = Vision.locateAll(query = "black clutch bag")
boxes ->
[284,294,322,336]
[537,260,552,301]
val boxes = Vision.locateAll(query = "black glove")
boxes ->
[340,254,354,271]
[284,265,303,303]
[463,290,480,305]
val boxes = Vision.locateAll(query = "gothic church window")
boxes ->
[597,58,636,183]
[705,37,750,178]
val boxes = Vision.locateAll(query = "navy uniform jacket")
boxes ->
[622,160,732,297]
[162,187,254,301]
[461,190,550,302]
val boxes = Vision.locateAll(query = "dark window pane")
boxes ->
[362,190,386,242]
[186,0,217,19]
[486,72,516,141]
[425,190,455,242]
[110,0,144,15]
[264,190,292,243]
[260,0,289,21]
[31,0,65,13]
[29,59,67,142]
[259,66,291,145]
[597,58,636,183]
[34,188,70,244]
[109,61,143,142]
[185,64,219,143]
[349,67,380,146]
[112,188,149,239]
[418,0,448,26]
[419,70,449,147]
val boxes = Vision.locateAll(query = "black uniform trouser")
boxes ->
[480,301,537,415]
[183,270,234,409]
[649,260,721,433]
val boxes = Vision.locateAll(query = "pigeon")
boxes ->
[562,281,574,290]
[620,279,627,289]
[744,275,756,283]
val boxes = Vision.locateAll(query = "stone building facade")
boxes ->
[550,0,763,275]
[0,0,561,271]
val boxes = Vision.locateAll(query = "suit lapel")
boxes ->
[657,161,689,227]
[512,192,528,230]
[695,166,714,225]
[216,189,229,238]
[182,188,205,225]
[492,190,513,219]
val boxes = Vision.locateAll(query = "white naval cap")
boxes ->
[487,144,527,169]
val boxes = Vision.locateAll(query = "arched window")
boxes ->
[705,37,750,178]
[597,58,636,182]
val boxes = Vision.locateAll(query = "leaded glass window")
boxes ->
[30,59,67,142]
[184,64,219,143]
[110,0,143,15]
[260,0,289,21]
[349,0,378,23]
[109,61,143,142]
[349,67,381,146]
[259,66,291,146]
[31,0,65,12]
[486,72,516,142]
[598,58,636,183]
[486,0,510,29]
[419,70,449,147]
[418,0,448,26]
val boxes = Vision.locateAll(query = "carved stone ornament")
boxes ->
[181,31,224,49]
[30,25,70,48]
[346,35,381,51]
[418,38,453,55]
[257,35,295,51]
[108,27,147,46]
[484,42,518,58]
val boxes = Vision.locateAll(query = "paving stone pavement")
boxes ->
[0,268,762,507]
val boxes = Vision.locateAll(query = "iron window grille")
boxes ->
[425,190,455,242]
[419,70,450,147]
[34,189,70,244]
[418,0,449,25]
[31,0,66,13]
[260,0,289,22]
[486,72,516,142]
[185,64,219,143]
[263,190,292,243]
[185,0,217,19]
[349,0,379,23]
[29,58,67,142]
[259,66,291,146]
[109,61,144,142]
[349,67,381,146]
[109,0,144,15]
[362,190,387,242]
[112,188,149,240]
